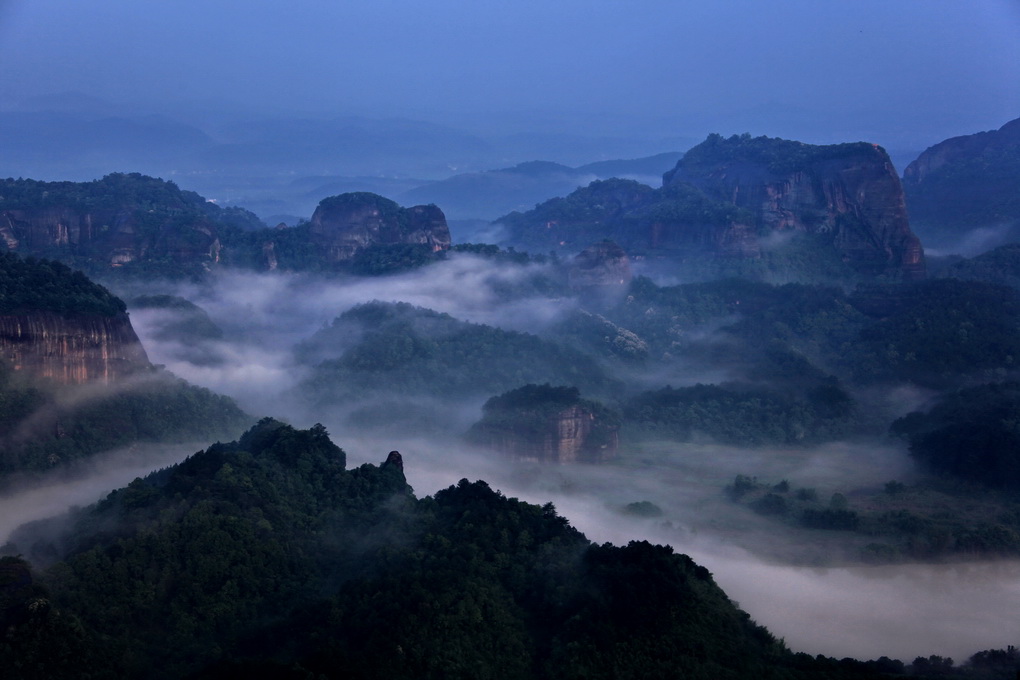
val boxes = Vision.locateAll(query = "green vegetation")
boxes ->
[0,362,250,478]
[891,382,1020,489]
[3,420,956,679]
[0,173,265,280]
[315,191,405,222]
[846,280,1020,386]
[935,244,1020,290]
[672,133,880,177]
[727,473,1020,563]
[602,276,1020,392]
[467,384,621,459]
[624,381,855,446]
[496,178,657,253]
[0,172,211,213]
[217,221,326,273]
[296,302,621,406]
[350,242,437,275]
[904,122,1020,238]
[128,294,223,342]
[0,252,125,316]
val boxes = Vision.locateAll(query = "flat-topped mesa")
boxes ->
[308,192,451,262]
[0,174,224,270]
[664,134,926,279]
[568,240,633,291]
[0,254,150,384]
[467,384,620,464]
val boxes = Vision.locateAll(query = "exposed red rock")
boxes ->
[308,193,451,262]
[0,312,150,384]
[665,136,925,279]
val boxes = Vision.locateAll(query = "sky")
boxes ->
[0,0,1017,150]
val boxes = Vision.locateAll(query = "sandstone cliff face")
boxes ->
[665,137,925,279]
[477,405,619,464]
[308,193,451,262]
[0,204,221,268]
[568,240,633,290]
[0,312,151,384]
[0,174,229,272]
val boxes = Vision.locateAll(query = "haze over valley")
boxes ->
[1,2,1020,678]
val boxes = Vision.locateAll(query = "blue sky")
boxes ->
[0,0,1017,148]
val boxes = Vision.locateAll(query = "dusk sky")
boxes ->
[0,1,1017,150]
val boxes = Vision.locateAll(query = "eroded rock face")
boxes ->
[308,193,451,262]
[664,135,925,279]
[568,241,633,290]
[499,136,926,281]
[471,401,619,464]
[482,405,618,464]
[381,450,404,473]
[901,117,1020,250]
[0,312,151,384]
[903,118,1020,186]
[0,174,224,269]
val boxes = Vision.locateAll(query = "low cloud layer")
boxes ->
[3,258,1013,664]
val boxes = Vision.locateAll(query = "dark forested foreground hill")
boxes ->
[6,419,1002,680]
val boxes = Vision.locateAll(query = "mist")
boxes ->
[0,441,202,545]
[89,261,1020,663]
[2,0,1019,666]
[124,254,574,419]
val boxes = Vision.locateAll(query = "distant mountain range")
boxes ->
[396,153,683,220]
[0,93,694,222]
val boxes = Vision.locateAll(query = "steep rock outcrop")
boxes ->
[498,135,926,281]
[664,134,925,279]
[0,252,151,384]
[904,118,1020,185]
[902,117,1020,252]
[480,404,619,464]
[0,174,226,270]
[468,384,619,464]
[568,240,633,290]
[0,312,150,384]
[308,192,451,262]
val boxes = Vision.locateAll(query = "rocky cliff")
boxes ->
[498,134,926,281]
[904,118,1020,186]
[308,192,451,262]
[0,252,151,384]
[484,404,619,463]
[664,134,925,279]
[568,240,633,291]
[0,312,150,384]
[902,117,1020,253]
[0,174,227,272]
[468,384,619,463]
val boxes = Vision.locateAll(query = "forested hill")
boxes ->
[0,252,125,316]
[1,419,914,679]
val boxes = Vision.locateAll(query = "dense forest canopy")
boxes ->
[669,133,882,177]
[4,116,1020,678]
[2,420,962,680]
[0,252,125,316]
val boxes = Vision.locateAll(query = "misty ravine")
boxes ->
[111,261,1020,664]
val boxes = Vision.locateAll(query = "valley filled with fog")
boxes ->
[7,257,995,663]
[2,4,1019,676]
